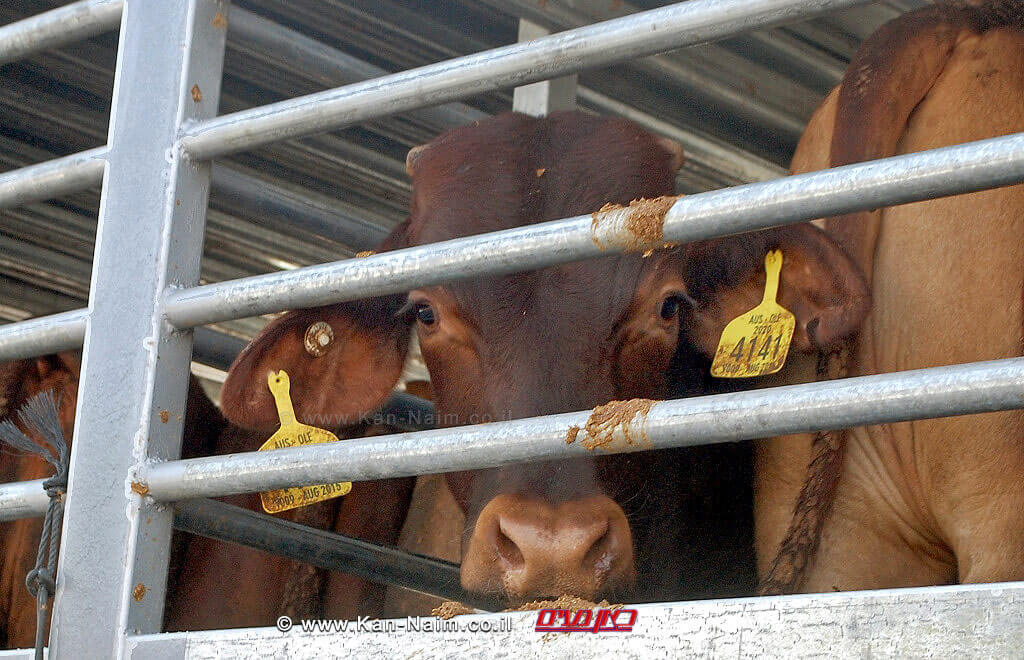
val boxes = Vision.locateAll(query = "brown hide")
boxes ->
[758,1,1024,592]
[0,355,413,646]
[382,474,463,617]
[163,424,414,630]
[0,354,223,648]
[222,111,869,604]
[0,354,80,650]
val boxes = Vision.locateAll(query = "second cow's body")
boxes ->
[758,1,1024,591]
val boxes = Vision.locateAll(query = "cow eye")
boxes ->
[659,296,680,320]
[415,303,436,326]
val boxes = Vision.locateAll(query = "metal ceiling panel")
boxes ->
[0,0,926,357]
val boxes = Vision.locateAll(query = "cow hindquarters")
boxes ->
[760,21,1024,593]
[757,424,957,592]
[872,25,1024,587]
[918,410,1024,585]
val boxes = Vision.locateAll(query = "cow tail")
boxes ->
[827,3,975,271]
[760,3,980,596]
[759,345,850,595]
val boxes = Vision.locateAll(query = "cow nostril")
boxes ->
[494,523,525,569]
[806,316,821,344]
[583,521,613,572]
[461,495,635,599]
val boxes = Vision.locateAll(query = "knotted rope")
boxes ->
[0,391,69,660]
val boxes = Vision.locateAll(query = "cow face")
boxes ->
[221,111,869,603]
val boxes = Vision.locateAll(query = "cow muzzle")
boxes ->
[460,493,635,600]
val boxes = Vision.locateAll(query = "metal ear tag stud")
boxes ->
[304,321,334,357]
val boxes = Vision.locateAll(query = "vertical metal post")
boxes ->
[511,19,577,116]
[49,1,228,657]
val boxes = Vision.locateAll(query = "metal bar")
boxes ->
[0,650,37,659]
[208,164,389,249]
[481,0,809,142]
[171,498,495,609]
[0,478,48,522]
[0,148,392,259]
[0,308,88,361]
[50,1,229,656]
[229,6,780,189]
[0,115,384,259]
[180,0,870,160]
[0,105,390,252]
[0,146,107,210]
[512,19,577,117]
[227,8,486,129]
[124,582,1024,657]
[164,131,1024,329]
[0,391,434,523]
[0,307,240,371]
[0,0,123,65]
[143,357,1024,502]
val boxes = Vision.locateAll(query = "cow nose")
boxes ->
[461,494,635,600]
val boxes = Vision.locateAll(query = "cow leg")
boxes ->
[276,500,343,619]
[164,493,306,631]
[381,474,465,617]
[922,411,1024,584]
[165,423,318,631]
[753,433,812,583]
[321,476,415,620]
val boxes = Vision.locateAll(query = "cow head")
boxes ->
[221,112,869,603]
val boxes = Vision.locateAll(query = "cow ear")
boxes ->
[221,220,414,432]
[683,223,870,357]
[221,297,412,432]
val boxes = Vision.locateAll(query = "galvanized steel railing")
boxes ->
[0,0,122,65]
[159,131,1024,328]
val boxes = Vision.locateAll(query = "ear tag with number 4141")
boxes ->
[710,250,795,378]
[257,370,352,514]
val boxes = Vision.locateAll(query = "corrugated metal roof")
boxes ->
[0,0,931,366]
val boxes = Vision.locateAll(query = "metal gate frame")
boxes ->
[1,0,1024,657]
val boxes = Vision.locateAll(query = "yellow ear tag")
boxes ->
[710,250,796,378]
[257,370,352,514]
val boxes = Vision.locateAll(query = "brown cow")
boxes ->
[163,422,416,630]
[220,111,869,604]
[0,353,220,646]
[0,353,415,647]
[0,354,83,649]
[757,0,1024,593]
